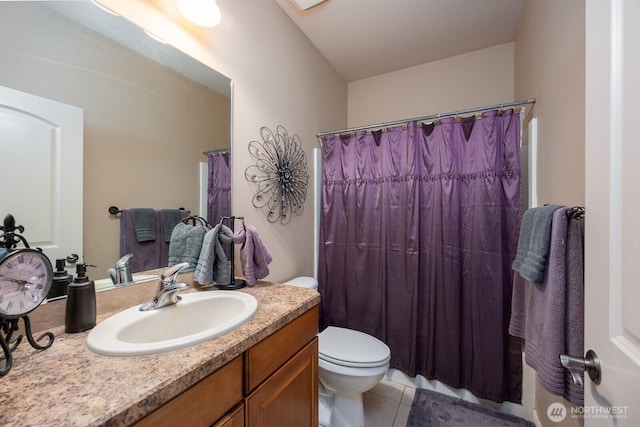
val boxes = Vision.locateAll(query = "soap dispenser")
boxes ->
[47,259,72,300]
[65,263,97,333]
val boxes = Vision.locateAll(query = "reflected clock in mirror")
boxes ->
[0,1,232,290]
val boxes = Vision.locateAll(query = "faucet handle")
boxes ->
[161,262,191,284]
[115,253,133,267]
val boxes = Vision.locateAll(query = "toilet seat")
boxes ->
[318,326,391,368]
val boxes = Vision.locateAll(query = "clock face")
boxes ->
[0,249,53,318]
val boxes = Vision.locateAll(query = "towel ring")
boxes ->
[240,217,247,250]
[181,215,209,229]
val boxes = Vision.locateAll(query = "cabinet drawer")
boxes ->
[245,306,318,393]
[135,355,243,427]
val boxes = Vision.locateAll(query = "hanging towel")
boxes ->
[161,209,186,242]
[120,209,162,272]
[168,222,206,272]
[516,204,563,283]
[509,207,585,405]
[159,210,190,264]
[194,224,233,286]
[131,208,157,242]
[512,208,537,272]
[233,225,272,285]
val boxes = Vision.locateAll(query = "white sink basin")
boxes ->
[86,291,258,356]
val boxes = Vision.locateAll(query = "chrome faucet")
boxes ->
[139,262,190,311]
[108,254,134,286]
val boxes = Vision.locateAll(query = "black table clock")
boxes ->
[0,214,55,376]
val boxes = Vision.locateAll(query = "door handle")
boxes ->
[560,349,601,387]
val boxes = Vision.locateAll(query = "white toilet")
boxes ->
[285,277,391,427]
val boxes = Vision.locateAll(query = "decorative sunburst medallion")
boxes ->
[245,126,309,224]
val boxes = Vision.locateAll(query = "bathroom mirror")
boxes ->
[0,2,232,289]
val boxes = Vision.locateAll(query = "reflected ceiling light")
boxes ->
[91,0,120,16]
[177,0,222,28]
[144,30,169,45]
[291,0,328,10]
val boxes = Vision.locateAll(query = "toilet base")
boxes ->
[329,392,365,427]
[319,385,333,426]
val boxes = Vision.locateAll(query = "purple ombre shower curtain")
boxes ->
[318,109,523,403]
[207,151,231,224]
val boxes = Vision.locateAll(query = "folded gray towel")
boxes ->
[512,208,537,272]
[213,225,234,285]
[168,222,206,272]
[160,209,185,243]
[131,208,156,242]
[194,224,233,286]
[518,204,563,283]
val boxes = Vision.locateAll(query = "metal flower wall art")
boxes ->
[245,126,309,224]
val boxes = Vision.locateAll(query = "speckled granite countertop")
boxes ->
[0,282,320,426]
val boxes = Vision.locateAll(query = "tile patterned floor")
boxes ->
[362,379,415,427]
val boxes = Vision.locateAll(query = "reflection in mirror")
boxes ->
[205,149,232,224]
[0,1,232,293]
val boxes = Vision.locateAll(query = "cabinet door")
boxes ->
[246,338,318,427]
[245,306,319,393]
[213,403,244,427]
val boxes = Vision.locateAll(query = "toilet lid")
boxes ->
[318,326,391,368]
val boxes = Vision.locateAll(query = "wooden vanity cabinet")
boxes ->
[135,305,319,427]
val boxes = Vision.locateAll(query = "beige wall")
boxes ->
[514,0,585,426]
[0,3,230,275]
[515,0,585,207]
[347,43,515,127]
[99,0,347,283]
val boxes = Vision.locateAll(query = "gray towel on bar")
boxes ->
[168,222,206,272]
[517,204,563,283]
[160,209,185,243]
[509,207,585,405]
[194,224,233,286]
[512,208,537,272]
[131,208,157,242]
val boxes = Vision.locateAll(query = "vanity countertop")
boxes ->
[0,282,320,426]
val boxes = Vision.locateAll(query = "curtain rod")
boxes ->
[316,98,536,139]
[203,148,230,155]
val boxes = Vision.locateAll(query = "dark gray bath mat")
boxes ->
[407,389,534,427]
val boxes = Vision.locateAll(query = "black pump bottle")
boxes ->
[65,263,97,333]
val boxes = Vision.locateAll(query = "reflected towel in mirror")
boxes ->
[161,209,185,242]
[131,208,156,242]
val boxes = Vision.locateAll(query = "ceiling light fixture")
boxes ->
[177,0,222,28]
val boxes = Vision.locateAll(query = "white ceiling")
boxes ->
[275,0,526,82]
